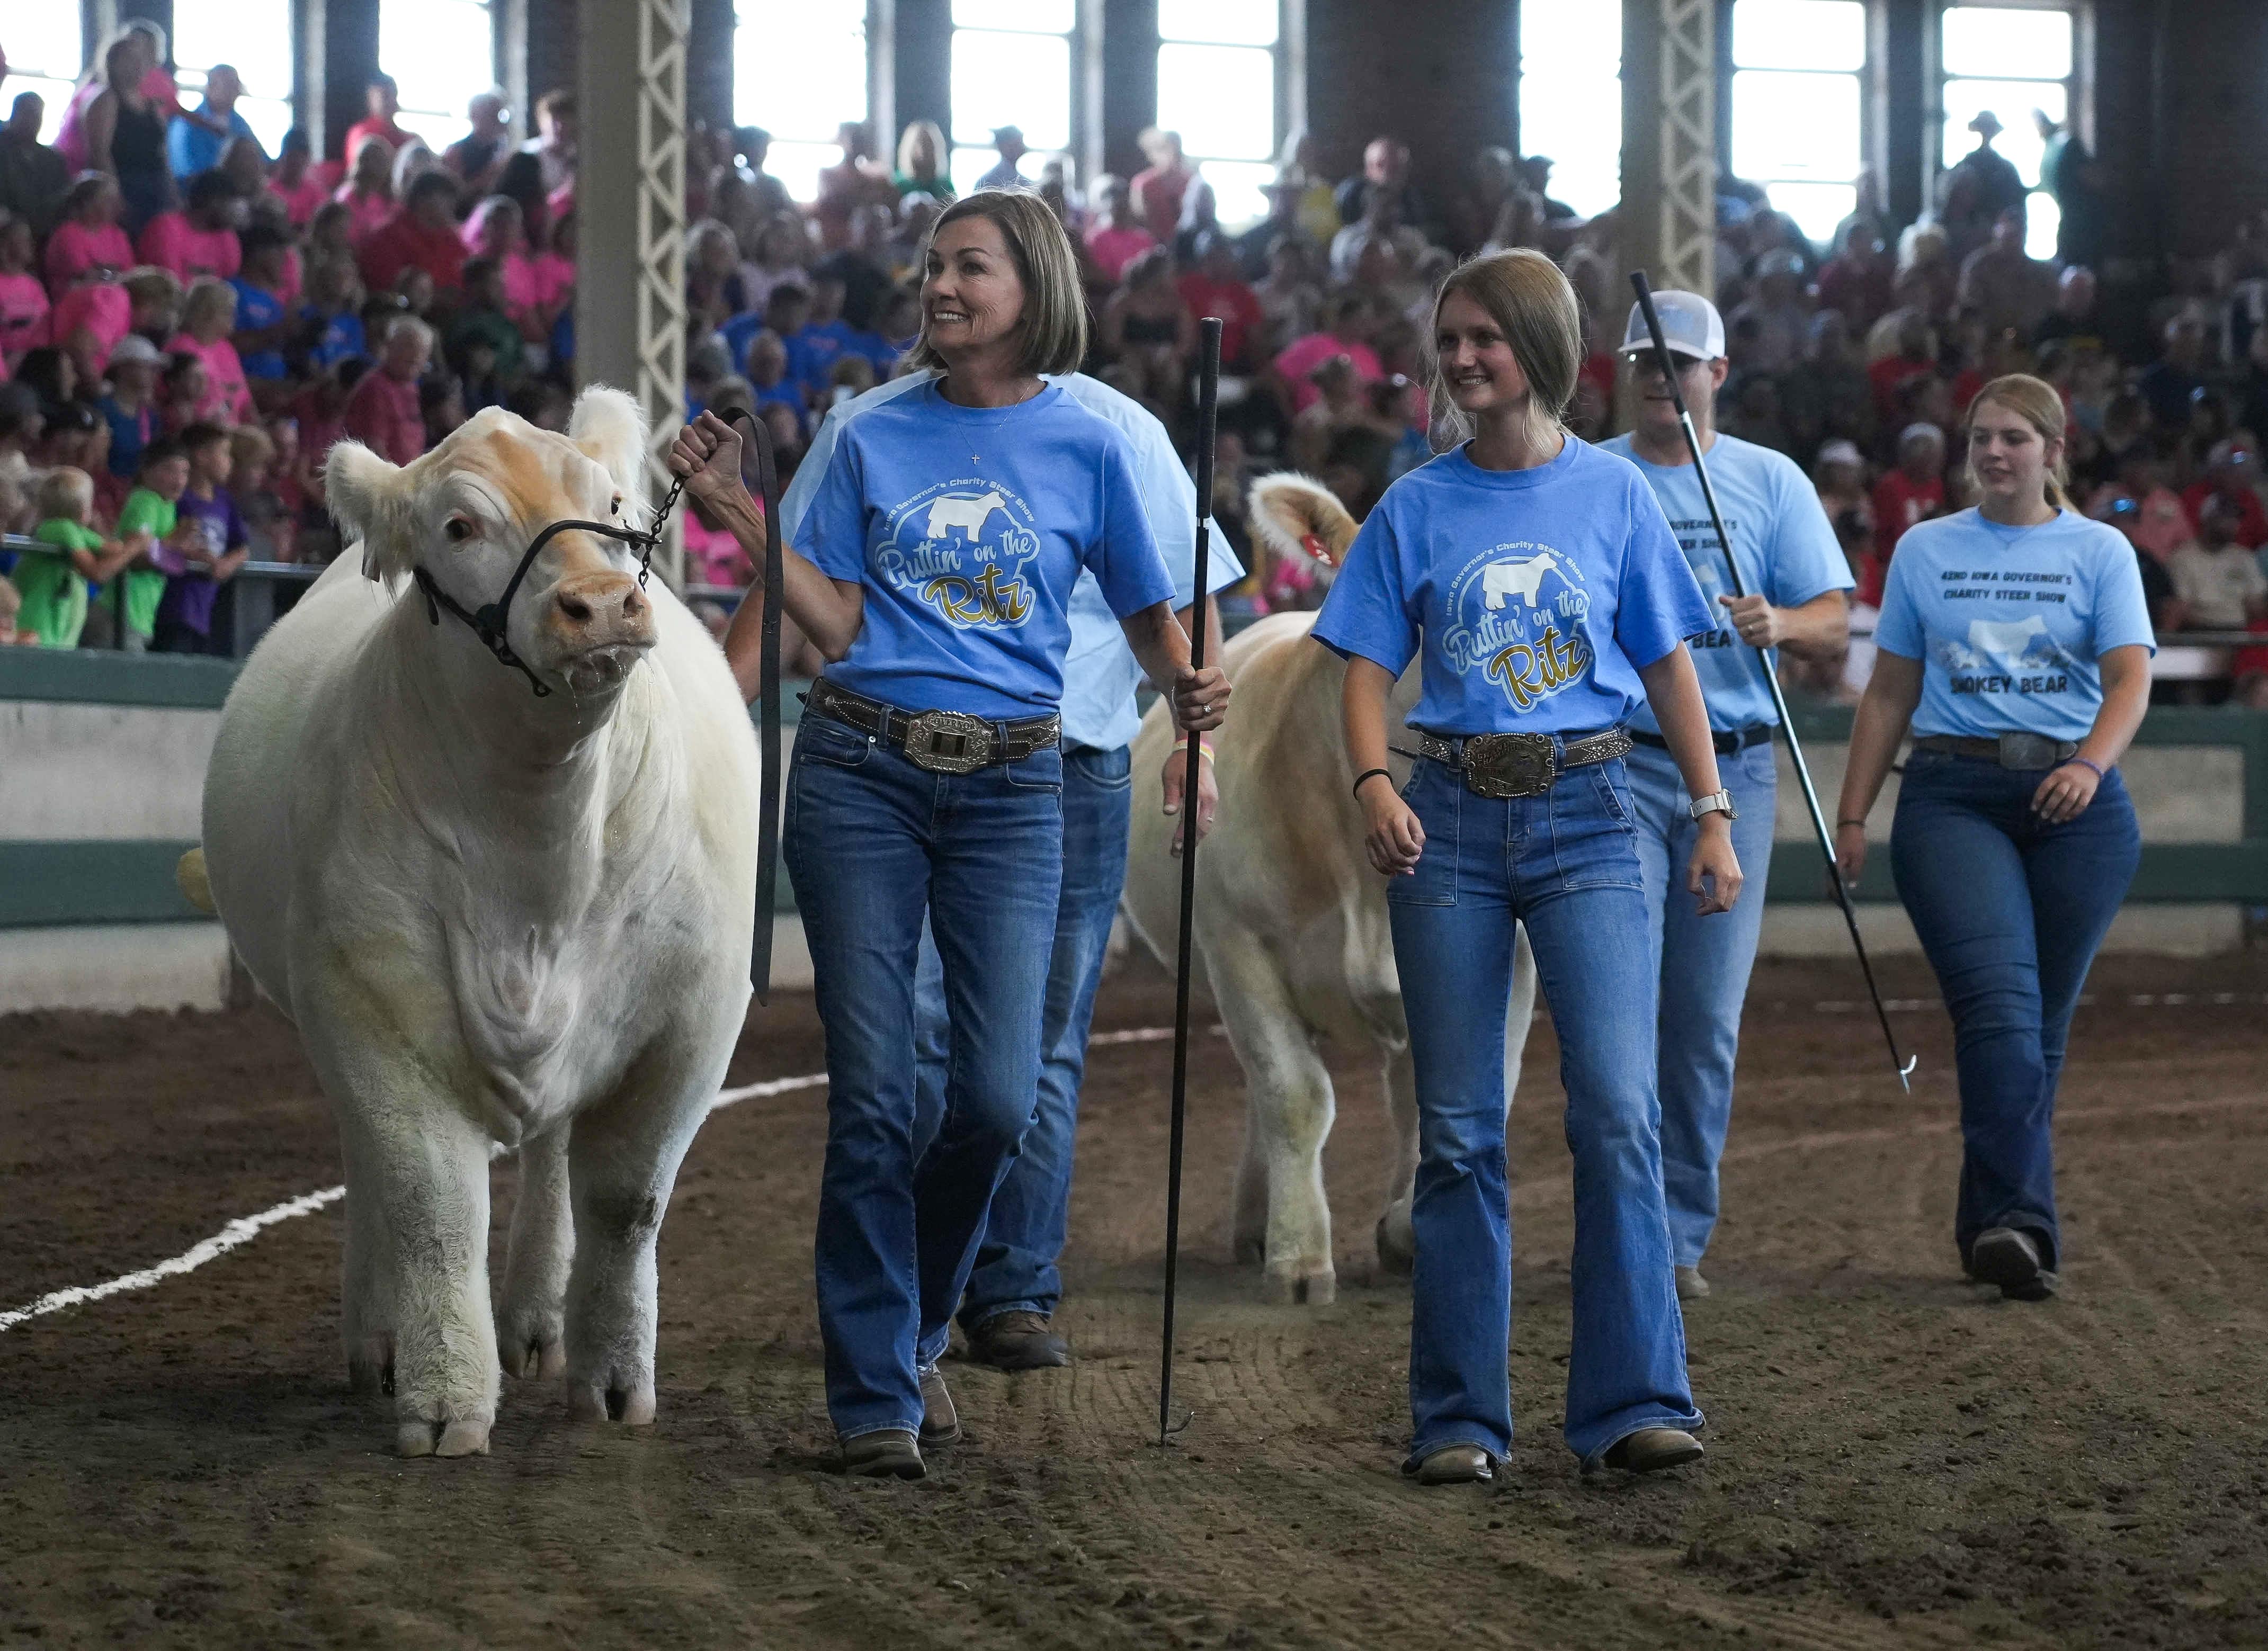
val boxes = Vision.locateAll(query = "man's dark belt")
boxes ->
[1414,726,1633,800]
[806,677,1061,775]
[1629,723,1774,756]
[1913,732,2079,770]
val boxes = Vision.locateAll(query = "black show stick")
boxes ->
[1159,316,1223,1446]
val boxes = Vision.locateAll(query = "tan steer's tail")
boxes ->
[176,847,216,914]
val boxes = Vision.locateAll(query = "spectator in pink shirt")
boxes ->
[332,136,398,248]
[42,176,136,298]
[48,277,133,373]
[0,214,50,371]
[1083,176,1157,285]
[1272,291,1385,415]
[342,315,433,465]
[1130,128,1195,244]
[137,173,247,286]
[267,130,329,229]
[166,278,253,425]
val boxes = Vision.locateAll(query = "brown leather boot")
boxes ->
[1601,1428,1705,1474]
[841,1429,925,1479]
[918,1365,961,1448]
[967,1311,1070,1370]
[1410,1444,1494,1485]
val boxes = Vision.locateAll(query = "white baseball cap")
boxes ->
[1620,290,1726,363]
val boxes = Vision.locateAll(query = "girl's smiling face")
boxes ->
[1967,397,2060,509]
[1434,289,1530,420]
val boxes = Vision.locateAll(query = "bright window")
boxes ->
[735,0,868,203]
[174,0,297,155]
[380,0,495,150]
[7,12,83,146]
[1730,0,1866,246]
[1516,5,1621,220]
[948,0,1074,199]
[1156,0,1279,229]
[1940,4,2075,261]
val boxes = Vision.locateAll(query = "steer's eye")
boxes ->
[609,495,622,516]
[444,517,474,543]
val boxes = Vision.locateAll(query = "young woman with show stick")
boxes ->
[1311,249,1742,1486]
[1836,375,2153,1303]
[670,191,1229,1479]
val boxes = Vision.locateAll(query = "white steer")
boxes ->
[924,490,1006,541]
[1119,475,1536,1304]
[1481,551,1559,611]
[1968,613,2050,662]
[191,389,761,1457]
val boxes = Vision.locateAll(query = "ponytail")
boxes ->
[1966,373,2069,510]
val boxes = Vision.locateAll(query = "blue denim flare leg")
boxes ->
[910,742,1135,1342]
[1389,745,1702,1468]
[1890,751,2139,1273]
[784,708,1064,1441]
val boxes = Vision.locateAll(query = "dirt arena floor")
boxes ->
[4,950,2266,1649]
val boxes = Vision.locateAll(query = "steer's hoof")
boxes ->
[394,1417,493,1458]
[1375,1213,1416,1278]
[1266,1265,1337,1307]
[569,1381,657,1426]
[502,1333,567,1380]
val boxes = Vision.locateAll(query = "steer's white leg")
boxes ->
[340,1151,396,1398]
[1206,927,1338,1306]
[1376,1043,1419,1277]
[1504,920,1537,1121]
[343,1106,501,1458]
[497,1124,573,1380]
[561,1029,728,1426]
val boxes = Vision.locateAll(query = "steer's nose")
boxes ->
[549,569,656,650]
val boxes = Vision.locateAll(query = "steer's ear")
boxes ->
[568,385,649,524]
[326,441,416,584]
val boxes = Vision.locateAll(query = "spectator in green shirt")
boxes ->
[16,468,139,647]
[108,438,196,651]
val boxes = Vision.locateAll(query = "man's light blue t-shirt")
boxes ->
[1597,432,1852,734]
[1311,438,1715,736]
[166,107,261,181]
[782,371,1244,749]
[796,380,1177,721]
[1874,508,2156,744]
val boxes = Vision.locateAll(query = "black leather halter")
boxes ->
[410,515,659,698]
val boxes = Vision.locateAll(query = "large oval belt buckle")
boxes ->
[1465,733,1557,798]
[902,710,996,774]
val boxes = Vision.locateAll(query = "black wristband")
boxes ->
[1353,767,1393,797]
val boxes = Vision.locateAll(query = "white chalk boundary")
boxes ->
[5,990,2263,1335]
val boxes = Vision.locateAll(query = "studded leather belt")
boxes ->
[806,677,1061,775]
[1413,726,1634,799]
[1913,732,2079,770]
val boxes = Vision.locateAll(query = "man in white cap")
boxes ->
[1600,290,1852,1300]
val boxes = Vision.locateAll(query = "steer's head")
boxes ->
[327,386,658,696]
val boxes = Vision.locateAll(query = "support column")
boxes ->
[579,0,691,585]
[322,0,379,161]
[1620,0,1715,298]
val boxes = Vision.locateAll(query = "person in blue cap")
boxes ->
[1314,249,1743,1486]
[1598,290,1853,1301]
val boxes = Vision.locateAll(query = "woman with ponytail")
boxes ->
[1836,374,2154,1303]
[1312,249,1740,1485]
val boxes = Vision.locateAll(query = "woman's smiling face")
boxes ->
[922,215,1027,365]
[1435,289,1530,419]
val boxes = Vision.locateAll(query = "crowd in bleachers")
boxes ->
[1,32,2263,700]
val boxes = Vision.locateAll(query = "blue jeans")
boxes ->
[1389,746,1702,1467]
[1627,738,1781,1267]
[784,708,1064,1441]
[910,742,1135,1331]
[1890,751,2139,1273]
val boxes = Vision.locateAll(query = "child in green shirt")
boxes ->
[108,439,197,651]
[16,468,139,648]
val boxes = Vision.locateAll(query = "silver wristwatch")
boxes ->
[1690,789,1737,822]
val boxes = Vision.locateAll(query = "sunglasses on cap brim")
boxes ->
[1623,349,1709,370]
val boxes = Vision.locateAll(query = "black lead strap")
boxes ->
[410,404,782,1000]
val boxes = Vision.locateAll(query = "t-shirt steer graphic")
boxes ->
[1439,542,1595,712]
[878,480,1045,631]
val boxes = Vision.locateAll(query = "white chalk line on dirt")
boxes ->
[3,988,2255,1334]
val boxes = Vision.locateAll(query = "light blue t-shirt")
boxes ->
[782,371,1244,749]
[1875,508,2156,743]
[797,380,1178,721]
[1597,432,1852,734]
[1311,438,1716,735]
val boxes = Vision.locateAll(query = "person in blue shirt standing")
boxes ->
[1313,249,1743,1487]
[1837,374,2153,1303]
[669,190,1229,1479]
[166,67,262,183]
[1597,292,1852,1301]
[772,351,1243,1376]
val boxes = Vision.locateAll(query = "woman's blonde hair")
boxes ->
[37,465,95,523]
[1428,248,1583,450]
[896,120,946,180]
[182,276,235,335]
[902,190,1088,379]
[1966,372,2070,509]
